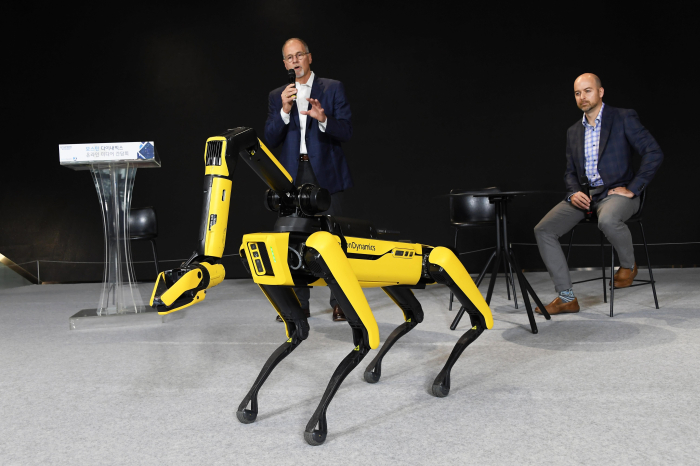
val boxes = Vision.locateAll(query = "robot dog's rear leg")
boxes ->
[431,317,485,398]
[427,247,492,398]
[304,328,370,446]
[432,283,487,398]
[363,286,424,384]
[236,285,309,424]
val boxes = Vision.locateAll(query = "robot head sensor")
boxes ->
[264,183,331,217]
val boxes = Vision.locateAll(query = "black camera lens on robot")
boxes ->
[264,184,330,217]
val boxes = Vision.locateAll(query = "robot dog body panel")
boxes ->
[239,231,494,351]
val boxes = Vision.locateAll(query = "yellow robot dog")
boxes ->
[150,127,493,446]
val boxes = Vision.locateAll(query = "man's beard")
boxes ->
[296,68,306,78]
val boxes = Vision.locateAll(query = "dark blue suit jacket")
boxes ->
[565,105,663,202]
[264,76,353,194]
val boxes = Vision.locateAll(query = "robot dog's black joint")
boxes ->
[427,263,452,285]
[318,215,348,255]
[239,248,251,275]
[464,305,488,330]
[303,248,328,278]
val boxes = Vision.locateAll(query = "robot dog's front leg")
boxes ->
[426,247,493,397]
[301,231,380,445]
[150,136,233,315]
[236,285,310,424]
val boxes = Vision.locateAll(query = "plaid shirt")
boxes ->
[581,103,605,186]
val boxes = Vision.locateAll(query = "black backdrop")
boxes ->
[2,3,698,282]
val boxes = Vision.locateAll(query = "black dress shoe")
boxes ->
[276,307,310,322]
[332,305,346,322]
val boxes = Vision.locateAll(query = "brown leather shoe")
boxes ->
[276,307,310,322]
[332,305,347,322]
[613,263,638,288]
[535,297,580,315]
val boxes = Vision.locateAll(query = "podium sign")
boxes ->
[59,141,157,168]
[60,142,161,329]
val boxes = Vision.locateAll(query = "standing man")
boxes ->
[533,73,663,315]
[265,37,353,322]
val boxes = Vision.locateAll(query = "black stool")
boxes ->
[448,187,517,311]
[129,207,160,277]
[566,190,659,317]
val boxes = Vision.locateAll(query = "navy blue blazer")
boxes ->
[264,76,353,194]
[565,105,663,202]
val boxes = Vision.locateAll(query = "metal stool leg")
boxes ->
[150,239,160,276]
[502,253,511,300]
[566,227,575,263]
[639,221,659,309]
[476,251,497,288]
[610,243,615,317]
[601,231,607,303]
[449,229,460,310]
[505,248,518,309]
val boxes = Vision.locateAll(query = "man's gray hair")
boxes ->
[282,38,310,58]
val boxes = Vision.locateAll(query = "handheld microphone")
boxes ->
[579,175,593,219]
[287,69,297,100]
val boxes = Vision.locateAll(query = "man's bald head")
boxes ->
[575,73,602,89]
[574,73,604,116]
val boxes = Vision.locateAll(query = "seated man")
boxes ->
[534,73,663,315]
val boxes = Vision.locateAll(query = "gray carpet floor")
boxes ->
[1,268,698,465]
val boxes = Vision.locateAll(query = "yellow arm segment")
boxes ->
[306,231,381,349]
[428,247,494,329]
[203,176,232,258]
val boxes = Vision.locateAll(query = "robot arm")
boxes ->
[151,127,297,314]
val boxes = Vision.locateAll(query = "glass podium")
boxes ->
[60,142,164,329]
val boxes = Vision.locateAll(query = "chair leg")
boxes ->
[610,243,615,317]
[449,229,460,311]
[639,222,659,309]
[502,253,511,300]
[475,251,497,288]
[566,227,575,264]
[506,245,518,309]
[150,239,160,276]
[601,231,607,304]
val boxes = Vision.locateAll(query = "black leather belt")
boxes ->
[300,154,309,162]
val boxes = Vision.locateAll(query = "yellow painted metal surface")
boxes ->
[204,177,232,258]
[204,136,230,176]
[258,139,293,183]
[428,247,494,329]
[239,233,295,286]
[159,268,203,306]
[306,231,380,349]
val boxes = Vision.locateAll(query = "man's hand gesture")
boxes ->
[300,98,327,123]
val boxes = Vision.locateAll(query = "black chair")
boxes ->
[566,190,658,317]
[448,187,517,311]
[129,207,160,277]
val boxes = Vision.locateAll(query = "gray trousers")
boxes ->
[294,160,343,310]
[534,191,640,292]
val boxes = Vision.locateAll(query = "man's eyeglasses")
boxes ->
[284,52,310,63]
